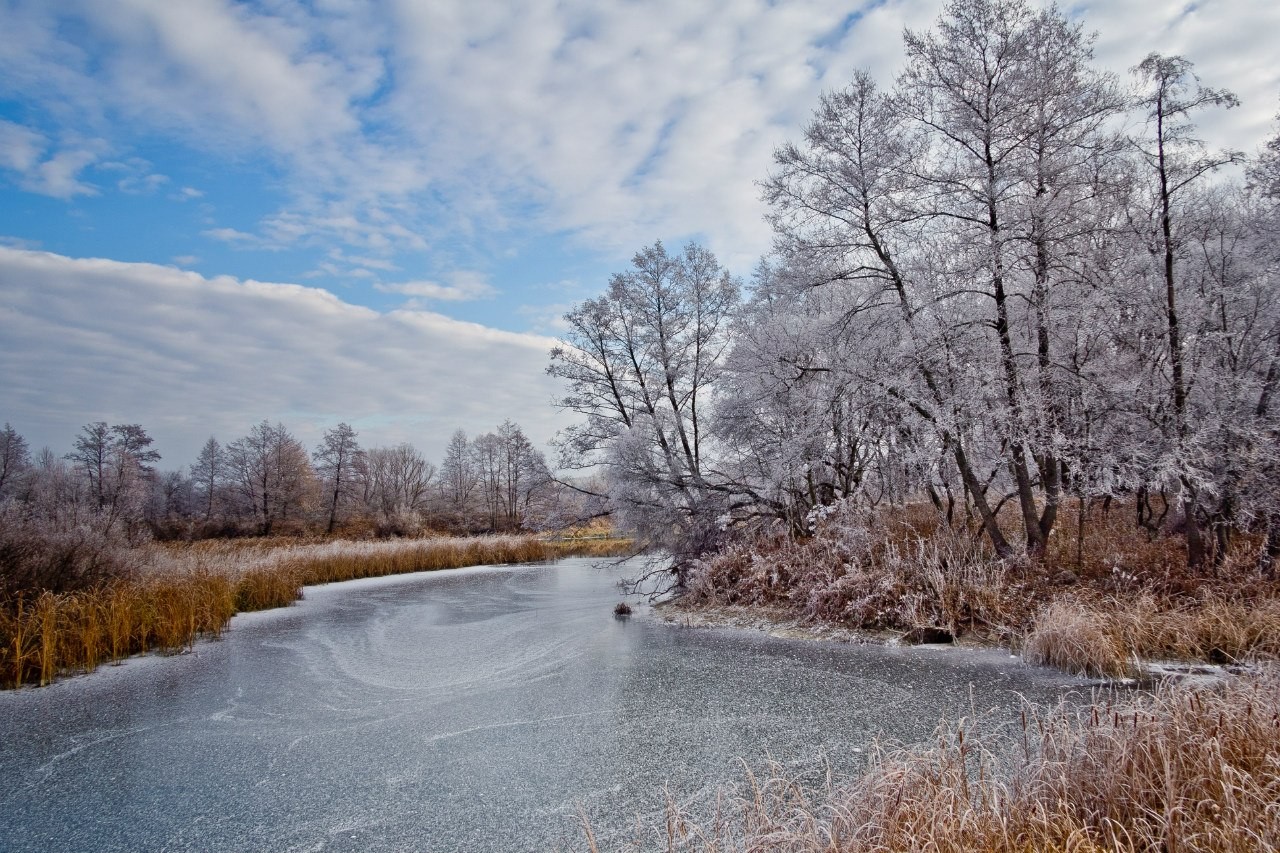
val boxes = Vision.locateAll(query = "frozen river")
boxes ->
[0,557,1087,852]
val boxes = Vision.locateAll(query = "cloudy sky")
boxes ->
[1,0,1277,467]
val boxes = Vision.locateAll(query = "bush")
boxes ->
[686,504,1014,639]
[0,503,136,604]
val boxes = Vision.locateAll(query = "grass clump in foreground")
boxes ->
[582,670,1280,852]
[682,501,1280,677]
[0,534,631,688]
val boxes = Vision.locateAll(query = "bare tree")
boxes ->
[313,423,365,534]
[0,422,30,500]
[470,421,551,531]
[365,443,434,531]
[63,422,160,540]
[66,422,112,508]
[190,437,225,523]
[1131,53,1242,569]
[226,421,313,535]
[438,429,477,530]
[549,240,739,573]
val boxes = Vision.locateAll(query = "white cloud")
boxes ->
[201,226,260,245]
[0,247,569,465]
[1077,0,1280,157]
[375,271,496,302]
[0,119,101,198]
[23,147,100,198]
[1,0,1276,270]
[101,157,170,194]
[517,302,575,334]
[0,235,41,250]
[0,119,44,173]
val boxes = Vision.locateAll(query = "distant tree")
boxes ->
[471,431,504,530]
[146,469,195,532]
[468,422,551,532]
[67,421,112,508]
[438,429,477,529]
[0,422,30,500]
[190,437,225,522]
[497,420,550,529]
[64,421,160,540]
[226,421,313,535]
[25,448,83,527]
[313,423,365,534]
[365,443,434,530]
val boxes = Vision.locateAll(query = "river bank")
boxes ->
[676,503,1280,680]
[654,600,1261,692]
[0,534,631,688]
[585,663,1280,852]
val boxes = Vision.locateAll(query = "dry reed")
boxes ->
[1,534,631,688]
[685,501,1280,676]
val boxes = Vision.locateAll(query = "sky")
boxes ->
[1,0,1278,468]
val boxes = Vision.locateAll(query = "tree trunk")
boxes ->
[1260,513,1280,579]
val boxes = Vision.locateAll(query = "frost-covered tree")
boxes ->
[1127,53,1242,568]
[470,421,550,531]
[755,0,1130,557]
[0,422,30,500]
[548,241,739,569]
[226,421,313,535]
[190,436,225,523]
[365,443,434,530]
[438,429,477,529]
[313,423,365,534]
[63,422,160,540]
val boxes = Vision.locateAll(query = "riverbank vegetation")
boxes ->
[679,500,1280,677]
[0,412,623,687]
[545,0,1280,679]
[0,533,628,688]
[587,669,1280,852]
[0,415,605,544]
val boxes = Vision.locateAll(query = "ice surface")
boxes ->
[0,558,1088,852]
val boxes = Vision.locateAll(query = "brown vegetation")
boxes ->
[586,669,1280,852]
[683,501,1280,677]
[0,534,631,688]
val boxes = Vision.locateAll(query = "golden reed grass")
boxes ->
[1024,594,1280,678]
[1,535,631,688]
[585,670,1280,852]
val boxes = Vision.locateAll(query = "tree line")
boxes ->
[0,418,597,542]
[548,0,1280,579]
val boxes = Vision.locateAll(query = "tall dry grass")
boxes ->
[684,501,1280,675]
[685,505,1021,641]
[1,534,631,688]
[587,670,1280,852]
[1024,593,1280,678]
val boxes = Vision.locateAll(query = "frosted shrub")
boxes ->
[687,503,1013,637]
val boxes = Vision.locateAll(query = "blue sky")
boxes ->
[2,0,1278,466]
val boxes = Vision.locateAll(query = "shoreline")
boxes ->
[1,536,632,689]
[653,598,1256,688]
